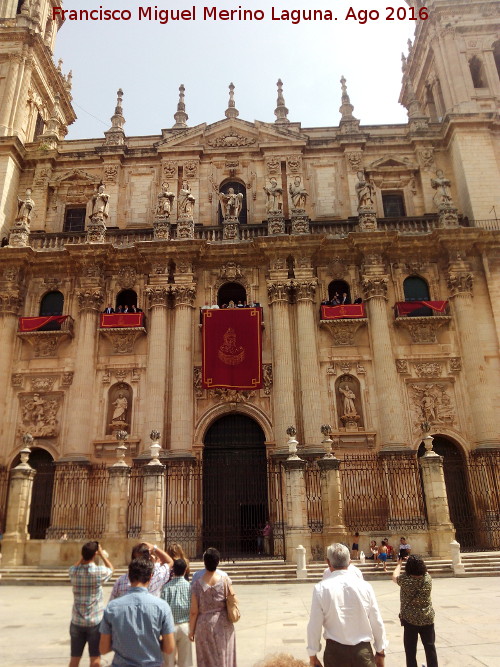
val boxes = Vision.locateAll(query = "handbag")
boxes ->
[223,577,241,623]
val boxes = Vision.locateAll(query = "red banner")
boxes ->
[202,308,262,389]
[18,316,67,332]
[321,304,366,320]
[395,301,448,317]
[100,313,144,328]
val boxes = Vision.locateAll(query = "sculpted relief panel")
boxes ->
[408,382,456,433]
[18,392,63,438]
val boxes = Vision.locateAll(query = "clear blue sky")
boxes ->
[55,0,417,139]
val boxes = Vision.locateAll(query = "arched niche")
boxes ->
[40,291,64,316]
[106,383,132,435]
[403,276,430,301]
[469,55,486,88]
[335,375,364,429]
[11,447,55,540]
[328,280,351,304]
[217,180,247,225]
[115,289,137,311]
[217,282,247,307]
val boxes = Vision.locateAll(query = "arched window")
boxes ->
[116,289,137,311]
[403,276,430,301]
[328,280,351,304]
[40,291,64,316]
[217,282,247,307]
[217,181,247,225]
[469,56,486,88]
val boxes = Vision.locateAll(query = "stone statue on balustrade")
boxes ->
[9,188,35,247]
[431,169,458,227]
[178,180,195,217]
[218,186,243,220]
[156,183,175,218]
[264,177,283,214]
[16,188,35,222]
[355,171,375,211]
[89,183,110,223]
[288,176,308,211]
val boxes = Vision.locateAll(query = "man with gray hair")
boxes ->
[307,543,387,667]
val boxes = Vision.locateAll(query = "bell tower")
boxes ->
[0,0,76,237]
[399,0,500,221]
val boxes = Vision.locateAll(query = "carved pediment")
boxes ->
[366,154,419,189]
[52,169,100,186]
[368,155,418,171]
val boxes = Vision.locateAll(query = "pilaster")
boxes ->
[317,456,348,546]
[419,448,455,558]
[140,463,166,543]
[283,457,311,562]
[2,465,36,566]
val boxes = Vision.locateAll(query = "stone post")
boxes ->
[267,282,296,447]
[64,287,103,459]
[295,280,324,449]
[450,539,465,575]
[283,440,311,561]
[447,267,500,448]
[317,456,348,547]
[143,285,170,448]
[296,545,307,579]
[361,268,408,449]
[102,464,131,563]
[140,437,166,543]
[2,451,36,566]
[170,285,196,455]
[419,434,455,557]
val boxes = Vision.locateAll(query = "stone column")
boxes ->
[283,456,311,562]
[0,53,22,135]
[169,285,196,455]
[447,268,500,448]
[419,435,455,557]
[103,464,131,563]
[317,456,348,547]
[140,463,166,544]
[362,270,408,449]
[2,456,36,566]
[12,56,33,137]
[295,280,323,448]
[63,288,103,459]
[0,288,23,445]
[267,282,296,447]
[143,286,170,447]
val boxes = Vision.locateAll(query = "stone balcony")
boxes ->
[17,315,74,357]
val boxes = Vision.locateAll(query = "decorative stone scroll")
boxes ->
[263,364,273,395]
[172,285,196,307]
[361,276,388,300]
[414,362,442,378]
[394,316,451,344]
[145,286,170,308]
[321,319,368,346]
[100,329,144,355]
[193,367,203,398]
[208,388,256,403]
[447,272,473,297]
[0,290,24,315]
[17,319,74,357]
[267,281,292,305]
[77,289,104,313]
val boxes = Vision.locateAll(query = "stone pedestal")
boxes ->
[153,216,170,240]
[357,209,377,231]
[419,452,455,557]
[140,464,165,543]
[222,218,240,240]
[296,544,308,579]
[103,465,131,538]
[283,458,311,562]
[176,215,194,239]
[2,465,36,565]
[317,457,348,547]
[450,539,465,575]
[86,217,106,243]
[290,211,310,235]
[437,206,459,228]
[8,219,30,247]
[267,214,285,235]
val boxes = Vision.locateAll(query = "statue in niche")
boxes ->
[288,176,308,210]
[112,392,128,423]
[16,188,35,222]
[218,186,243,220]
[264,177,283,213]
[339,384,358,417]
[355,171,375,210]
[178,180,195,216]
[431,169,454,209]
[89,183,109,222]
[156,182,175,217]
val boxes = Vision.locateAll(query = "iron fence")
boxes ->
[340,454,428,532]
[0,466,9,532]
[28,463,55,539]
[127,465,144,539]
[165,460,202,558]
[46,463,108,539]
[304,460,323,533]
[267,459,286,560]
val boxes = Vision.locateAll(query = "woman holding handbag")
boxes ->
[393,555,438,667]
[189,547,237,666]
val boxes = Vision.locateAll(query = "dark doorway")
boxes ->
[40,291,64,316]
[418,437,475,549]
[11,448,55,539]
[203,414,268,558]
[116,289,137,310]
[328,280,351,304]
[217,282,247,307]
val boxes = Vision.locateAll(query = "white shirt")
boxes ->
[322,563,363,580]
[307,569,388,656]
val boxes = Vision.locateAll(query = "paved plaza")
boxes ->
[1,576,499,666]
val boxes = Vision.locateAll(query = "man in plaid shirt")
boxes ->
[161,558,192,667]
[109,541,173,600]
[68,540,113,667]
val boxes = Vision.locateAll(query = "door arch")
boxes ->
[203,414,268,557]
[11,447,55,539]
[418,436,475,549]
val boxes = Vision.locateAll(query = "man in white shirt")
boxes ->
[307,543,387,667]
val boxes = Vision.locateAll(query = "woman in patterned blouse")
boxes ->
[393,555,438,667]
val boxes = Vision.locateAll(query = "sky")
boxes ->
[54,0,418,140]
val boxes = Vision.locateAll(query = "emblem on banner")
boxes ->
[218,327,245,366]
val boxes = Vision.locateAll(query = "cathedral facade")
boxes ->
[1,0,499,566]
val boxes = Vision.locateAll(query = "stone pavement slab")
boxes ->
[1,577,499,666]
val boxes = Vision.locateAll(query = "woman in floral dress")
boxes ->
[189,547,237,667]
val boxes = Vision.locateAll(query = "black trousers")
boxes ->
[403,621,438,667]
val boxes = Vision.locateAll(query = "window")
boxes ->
[403,277,430,301]
[33,113,45,140]
[63,208,86,233]
[469,56,486,88]
[116,290,137,310]
[382,193,406,218]
[39,291,64,316]
[217,282,247,307]
[328,280,351,304]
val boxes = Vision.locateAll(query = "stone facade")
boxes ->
[0,0,500,564]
